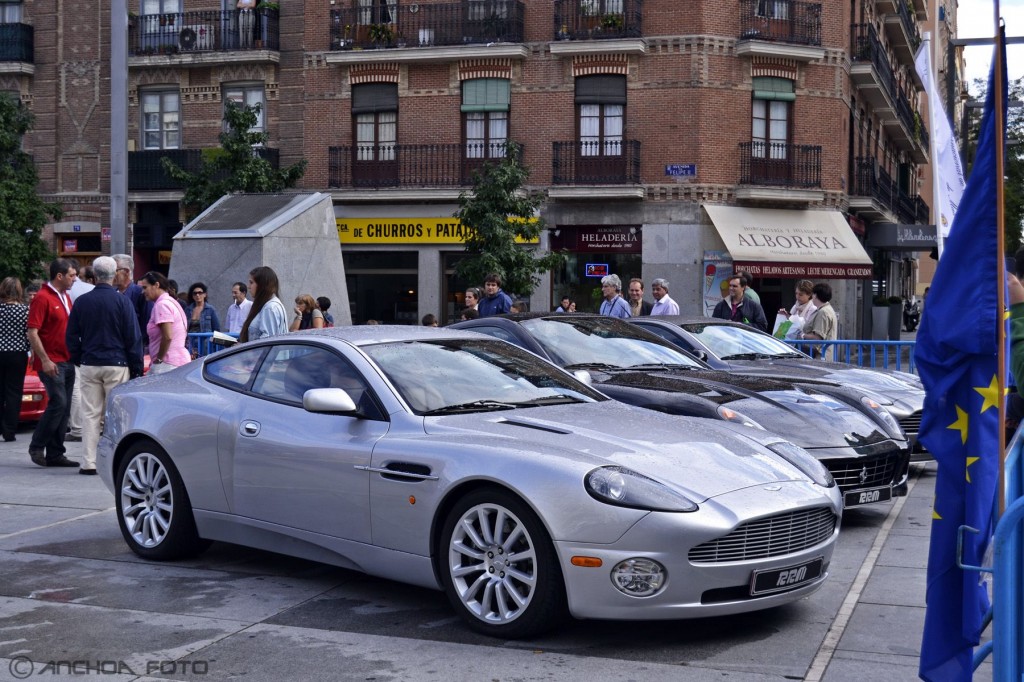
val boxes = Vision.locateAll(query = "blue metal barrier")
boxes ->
[185,332,236,358]
[786,339,917,374]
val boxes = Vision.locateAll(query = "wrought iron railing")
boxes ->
[128,9,279,56]
[128,147,280,191]
[737,0,822,46]
[552,139,641,184]
[329,1,524,50]
[328,142,518,188]
[738,141,821,187]
[851,24,898,104]
[0,22,33,62]
[852,157,929,224]
[892,0,921,53]
[552,0,643,41]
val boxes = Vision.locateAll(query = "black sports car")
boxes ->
[628,316,927,460]
[452,314,911,508]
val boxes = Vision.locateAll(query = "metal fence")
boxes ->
[786,339,917,374]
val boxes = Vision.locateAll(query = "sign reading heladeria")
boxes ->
[550,226,642,253]
[704,206,873,279]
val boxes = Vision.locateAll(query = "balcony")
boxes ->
[328,143,519,198]
[326,1,527,65]
[735,0,824,62]
[0,23,33,73]
[849,157,929,224]
[736,141,823,202]
[128,9,279,66]
[881,0,921,67]
[549,0,646,57]
[127,147,280,192]
[548,139,643,199]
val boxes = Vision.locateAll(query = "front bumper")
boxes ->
[556,482,841,621]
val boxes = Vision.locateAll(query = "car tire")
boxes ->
[115,440,210,560]
[439,488,567,639]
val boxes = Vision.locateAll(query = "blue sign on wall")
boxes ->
[665,164,696,177]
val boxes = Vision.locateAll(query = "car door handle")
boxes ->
[240,420,261,437]
[354,465,438,481]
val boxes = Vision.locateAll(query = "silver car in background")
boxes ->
[99,327,842,638]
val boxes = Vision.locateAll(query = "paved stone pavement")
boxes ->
[0,424,994,681]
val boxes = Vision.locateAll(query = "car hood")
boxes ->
[595,369,892,450]
[422,402,819,502]
[724,360,925,412]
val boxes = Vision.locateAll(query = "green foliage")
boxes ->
[454,143,564,297]
[0,93,60,282]
[964,76,1023,253]
[162,101,306,217]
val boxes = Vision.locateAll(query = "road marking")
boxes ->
[0,508,114,540]
[804,466,923,681]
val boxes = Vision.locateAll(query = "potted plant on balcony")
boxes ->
[600,13,624,32]
[255,1,278,47]
[367,22,394,48]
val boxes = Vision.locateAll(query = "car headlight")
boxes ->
[716,405,766,430]
[585,466,698,512]
[861,396,905,439]
[765,441,835,488]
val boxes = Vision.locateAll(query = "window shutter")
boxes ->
[752,76,796,102]
[352,83,398,114]
[574,75,626,105]
[461,79,511,112]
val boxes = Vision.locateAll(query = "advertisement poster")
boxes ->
[702,251,733,317]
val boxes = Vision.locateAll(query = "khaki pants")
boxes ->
[80,365,130,470]
[68,372,83,437]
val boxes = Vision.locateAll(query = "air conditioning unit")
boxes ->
[178,24,213,51]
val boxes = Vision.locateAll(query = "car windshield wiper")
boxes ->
[720,352,775,360]
[563,362,624,371]
[421,400,518,415]
[773,352,807,358]
[625,363,700,371]
[512,395,589,407]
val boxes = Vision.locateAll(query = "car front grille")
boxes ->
[688,507,837,564]
[898,411,922,435]
[826,453,899,492]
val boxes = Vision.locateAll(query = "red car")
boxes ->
[20,361,48,423]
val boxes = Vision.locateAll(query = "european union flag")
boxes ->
[916,37,1007,682]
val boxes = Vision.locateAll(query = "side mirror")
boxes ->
[573,370,593,386]
[303,387,357,414]
[693,350,708,362]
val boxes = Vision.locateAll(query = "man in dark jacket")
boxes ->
[712,275,768,331]
[66,256,144,475]
[478,273,513,317]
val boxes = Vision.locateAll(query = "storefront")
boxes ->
[549,225,642,313]
[53,221,103,268]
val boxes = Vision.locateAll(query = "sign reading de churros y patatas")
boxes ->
[336,218,539,244]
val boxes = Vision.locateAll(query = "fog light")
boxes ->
[610,558,666,597]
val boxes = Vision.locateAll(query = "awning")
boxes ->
[704,205,874,279]
[864,222,937,251]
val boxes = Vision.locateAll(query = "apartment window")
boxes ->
[575,75,625,157]
[751,77,793,159]
[0,2,23,23]
[141,90,180,150]
[357,0,395,24]
[468,0,511,20]
[140,0,180,15]
[223,84,265,134]
[579,0,623,15]
[352,83,397,162]
[756,0,789,19]
[462,79,509,158]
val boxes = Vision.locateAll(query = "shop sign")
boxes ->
[549,226,642,253]
[702,250,733,317]
[101,228,111,242]
[63,239,78,253]
[585,263,609,277]
[336,218,538,245]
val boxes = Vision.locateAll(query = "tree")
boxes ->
[162,101,307,216]
[962,76,1023,253]
[0,93,60,282]
[455,143,563,297]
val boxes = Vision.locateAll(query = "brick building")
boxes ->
[12,0,958,333]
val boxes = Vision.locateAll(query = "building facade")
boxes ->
[15,0,944,333]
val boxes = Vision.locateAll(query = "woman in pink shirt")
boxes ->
[139,272,190,372]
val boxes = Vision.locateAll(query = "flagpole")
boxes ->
[994,10,1007,516]
[925,31,944,257]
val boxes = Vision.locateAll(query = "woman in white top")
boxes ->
[778,279,817,323]
[239,266,288,342]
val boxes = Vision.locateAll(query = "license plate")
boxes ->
[843,486,892,507]
[751,557,824,596]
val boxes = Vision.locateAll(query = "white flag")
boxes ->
[914,38,966,246]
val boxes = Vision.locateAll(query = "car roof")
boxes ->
[282,325,489,347]
[634,316,754,330]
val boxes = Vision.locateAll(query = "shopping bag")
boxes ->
[772,315,793,339]
[784,314,805,339]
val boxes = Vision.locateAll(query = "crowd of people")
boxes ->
[0,258,842,474]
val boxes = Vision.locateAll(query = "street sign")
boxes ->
[665,163,696,178]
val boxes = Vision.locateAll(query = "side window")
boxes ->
[204,346,266,390]
[250,345,382,418]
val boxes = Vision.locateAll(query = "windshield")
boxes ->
[681,323,803,359]
[362,339,606,415]
[520,317,704,369]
